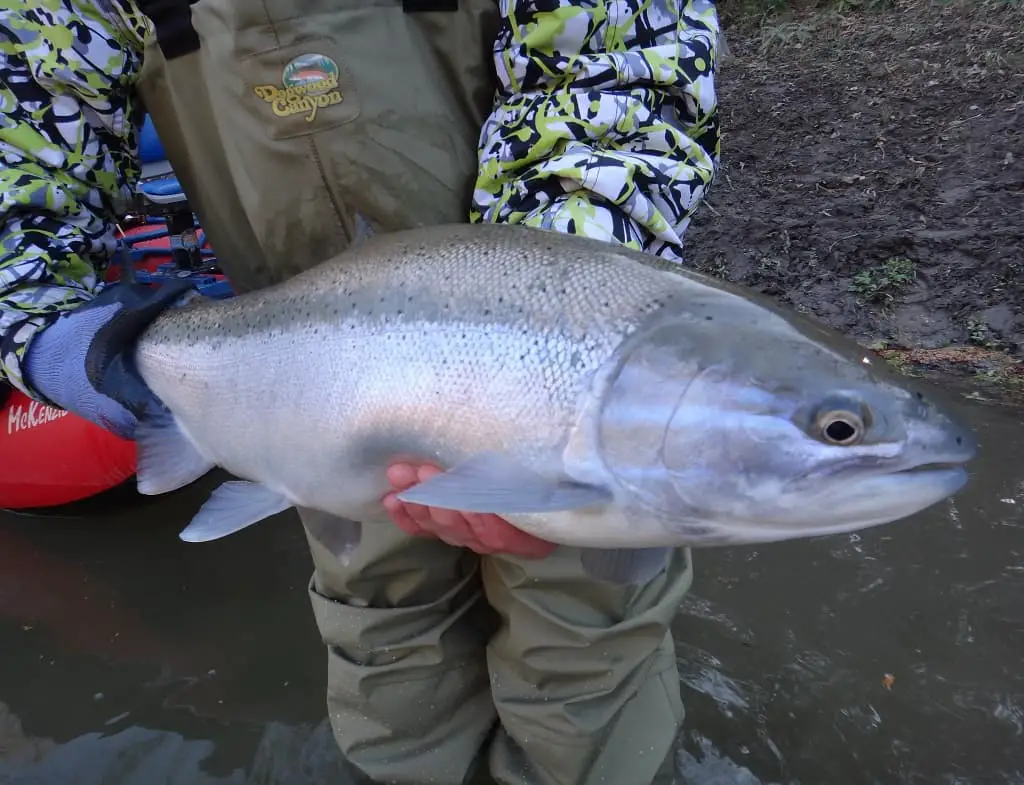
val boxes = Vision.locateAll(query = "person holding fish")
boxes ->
[0,2,723,783]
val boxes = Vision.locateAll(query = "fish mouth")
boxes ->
[819,461,970,524]
[794,454,971,488]
[892,463,970,499]
[736,460,973,546]
[843,459,970,497]
[895,461,968,475]
[889,452,974,492]
[665,460,973,548]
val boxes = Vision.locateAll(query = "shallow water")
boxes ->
[0,379,1020,785]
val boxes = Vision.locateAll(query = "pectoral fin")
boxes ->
[179,481,292,542]
[579,547,673,585]
[135,411,216,495]
[394,452,611,514]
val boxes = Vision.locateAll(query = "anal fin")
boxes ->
[179,481,292,542]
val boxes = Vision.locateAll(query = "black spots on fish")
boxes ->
[906,389,935,422]
[705,315,713,321]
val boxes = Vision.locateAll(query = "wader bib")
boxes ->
[134,3,693,783]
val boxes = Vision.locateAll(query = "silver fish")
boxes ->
[133,223,977,584]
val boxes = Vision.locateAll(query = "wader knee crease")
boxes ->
[307,568,488,660]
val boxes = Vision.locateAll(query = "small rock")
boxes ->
[978,304,1016,334]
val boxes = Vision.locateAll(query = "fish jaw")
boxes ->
[654,464,972,548]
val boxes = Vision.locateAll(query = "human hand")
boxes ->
[382,462,558,558]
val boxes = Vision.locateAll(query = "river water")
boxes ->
[0,378,1020,785]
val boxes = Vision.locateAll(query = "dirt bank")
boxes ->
[689,0,1023,388]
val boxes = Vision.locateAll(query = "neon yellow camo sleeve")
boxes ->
[472,0,721,261]
[0,0,147,397]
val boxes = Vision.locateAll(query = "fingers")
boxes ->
[380,493,432,538]
[385,462,426,491]
[464,511,556,558]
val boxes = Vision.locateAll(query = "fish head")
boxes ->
[596,306,978,546]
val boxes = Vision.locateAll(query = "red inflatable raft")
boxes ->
[0,388,138,510]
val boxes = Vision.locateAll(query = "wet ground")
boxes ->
[0,378,1020,785]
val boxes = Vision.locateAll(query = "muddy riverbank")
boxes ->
[689,0,1023,391]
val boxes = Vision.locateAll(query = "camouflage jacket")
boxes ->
[0,0,721,400]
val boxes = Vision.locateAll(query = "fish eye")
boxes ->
[816,409,865,446]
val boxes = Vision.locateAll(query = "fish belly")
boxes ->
[138,315,597,526]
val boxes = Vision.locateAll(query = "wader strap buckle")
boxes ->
[136,0,200,61]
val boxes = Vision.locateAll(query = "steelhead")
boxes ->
[132,223,977,584]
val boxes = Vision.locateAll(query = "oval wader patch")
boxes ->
[246,44,361,140]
